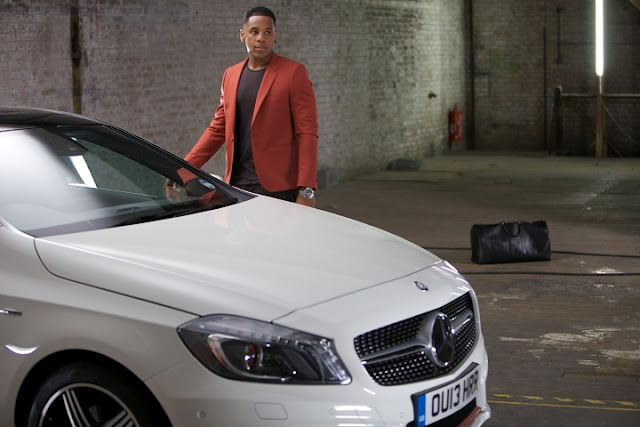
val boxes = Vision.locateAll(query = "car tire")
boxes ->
[27,361,170,427]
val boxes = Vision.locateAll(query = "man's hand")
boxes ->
[164,179,192,205]
[295,193,316,208]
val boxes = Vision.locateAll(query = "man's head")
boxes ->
[244,6,276,27]
[240,6,278,69]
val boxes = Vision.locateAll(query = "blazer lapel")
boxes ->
[224,59,248,135]
[253,53,279,123]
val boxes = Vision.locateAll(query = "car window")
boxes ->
[68,135,166,197]
[0,125,240,237]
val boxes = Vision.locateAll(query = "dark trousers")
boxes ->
[236,182,297,202]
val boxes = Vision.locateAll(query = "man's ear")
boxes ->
[239,28,245,42]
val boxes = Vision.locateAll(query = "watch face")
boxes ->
[301,187,315,199]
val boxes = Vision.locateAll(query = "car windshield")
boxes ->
[0,124,242,237]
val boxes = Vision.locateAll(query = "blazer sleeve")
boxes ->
[290,64,319,189]
[184,75,228,169]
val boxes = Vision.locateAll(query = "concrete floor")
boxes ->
[316,153,640,427]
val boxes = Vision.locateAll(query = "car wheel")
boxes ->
[27,361,170,427]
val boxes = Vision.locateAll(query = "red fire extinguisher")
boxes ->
[448,104,463,143]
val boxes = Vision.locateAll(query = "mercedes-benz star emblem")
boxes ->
[414,281,429,291]
[423,312,456,368]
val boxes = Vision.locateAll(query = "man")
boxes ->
[184,6,318,207]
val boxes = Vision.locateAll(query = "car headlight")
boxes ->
[178,314,351,385]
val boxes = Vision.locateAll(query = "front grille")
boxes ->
[354,292,476,386]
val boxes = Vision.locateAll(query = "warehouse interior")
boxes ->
[1,1,639,426]
[1,0,638,181]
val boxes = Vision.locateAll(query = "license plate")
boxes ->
[413,363,480,427]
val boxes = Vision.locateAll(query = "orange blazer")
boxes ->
[185,53,318,192]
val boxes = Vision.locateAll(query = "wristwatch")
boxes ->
[299,187,315,200]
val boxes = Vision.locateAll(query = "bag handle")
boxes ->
[501,221,521,237]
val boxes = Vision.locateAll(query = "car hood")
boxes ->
[35,197,441,320]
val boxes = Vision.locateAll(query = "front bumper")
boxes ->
[146,332,490,426]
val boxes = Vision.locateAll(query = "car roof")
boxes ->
[0,107,102,131]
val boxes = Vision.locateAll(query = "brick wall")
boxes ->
[1,1,72,110]
[471,0,639,156]
[472,0,548,150]
[0,0,466,180]
[1,0,636,181]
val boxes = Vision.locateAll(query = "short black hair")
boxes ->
[244,6,276,26]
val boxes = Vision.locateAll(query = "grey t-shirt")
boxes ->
[230,65,266,186]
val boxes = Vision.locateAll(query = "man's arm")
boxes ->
[185,80,228,169]
[290,63,319,192]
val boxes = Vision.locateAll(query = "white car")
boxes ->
[0,107,490,427]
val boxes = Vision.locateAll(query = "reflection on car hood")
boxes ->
[35,197,441,319]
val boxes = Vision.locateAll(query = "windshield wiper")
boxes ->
[114,198,238,227]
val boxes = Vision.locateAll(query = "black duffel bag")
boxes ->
[470,220,551,264]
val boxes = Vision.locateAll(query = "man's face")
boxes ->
[240,15,277,65]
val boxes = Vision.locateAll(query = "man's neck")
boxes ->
[247,54,273,71]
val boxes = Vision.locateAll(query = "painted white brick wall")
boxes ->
[2,1,635,173]
[0,0,466,180]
